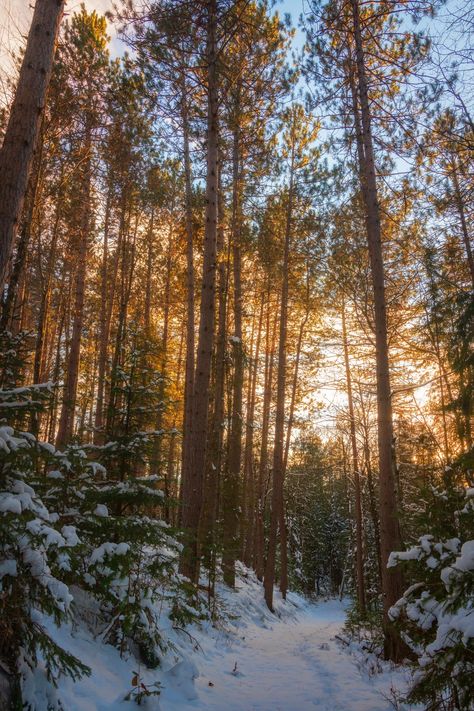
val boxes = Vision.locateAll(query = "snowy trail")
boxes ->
[162,598,411,711]
[52,582,414,711]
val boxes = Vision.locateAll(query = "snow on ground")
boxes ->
[50,567,416,711]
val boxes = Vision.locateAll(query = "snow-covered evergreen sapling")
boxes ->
[0,324,199,708]
[84,325,197,664]
[0,382,89,710]
[388,472,474,710]
[38,324,199,668]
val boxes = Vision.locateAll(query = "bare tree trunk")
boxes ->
[0,0,64,288]
[1,130,44,331]
[278,506,289,599]
[106,206,137,442]
[96,197,124,442]
[180,74,196,510]
[242,290,264,566]
[144,210,154,335]
[165,324,185,524]
[240,305,256,559]
[47,300,66,441]
[180,0,218,584]
[350,0,404,660]
[94,191,112,443]
[255,288,277,581]
[56,126,91,448]
[342,296,366,616]
[31,191,61,437]
[223,124,243,587]
[151,221,173,475]
[279,306,308,599]
[33,195,60,380]
[283,310,308,471]
[264,167,293,611]
[363,434,383,587]
[199,160,228,588]
[451,161,474,289]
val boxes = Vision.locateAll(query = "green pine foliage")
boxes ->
[389,468,474,711]
[445,292,474,451]
[0,328,198,708]
[34,325,198,668]
[285,437,350,596]
[48,450,186,667]
[0,385,90,710]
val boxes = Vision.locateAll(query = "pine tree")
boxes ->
[389,466,474,710]
[0,339,89,709]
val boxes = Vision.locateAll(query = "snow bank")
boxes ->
[43,563,416,710]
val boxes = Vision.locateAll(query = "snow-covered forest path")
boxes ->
[53,577,414,710]
[163,597,413,711]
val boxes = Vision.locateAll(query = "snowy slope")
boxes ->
[49,567,416,710]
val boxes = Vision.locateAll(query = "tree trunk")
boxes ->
[144,210,154,335]
[264,168,293,611]
[165,324,185,524]
[1,129,44,331]
[451,161,474,289]
[180,74,196,515]
[0,0,64,289]
[180,0,219,584]
[151,221,173,475]
[283,310,308,471]
[106,206,137,442]
[223,124,243,588]
[242,291,264,566]
[199,159,228,586]
[94,191,112,443]
[55,125,91,449]
[350,0,405,660]
[31,188,61,437]
[280,306,308,599]
[255,288,277,581]
[342,296,366,616]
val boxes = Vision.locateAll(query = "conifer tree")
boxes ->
[55,8,110,448]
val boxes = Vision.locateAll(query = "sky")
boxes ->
[0,0,121,99]
[1,0,470,108]
[0,0,306,107]
[0,0,304,67]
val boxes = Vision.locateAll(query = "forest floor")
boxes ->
[174,596,416,711]
[48,568,416,711]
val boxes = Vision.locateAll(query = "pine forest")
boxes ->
[0,0,473,709]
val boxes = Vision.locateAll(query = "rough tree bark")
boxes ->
[242,291,264,566]
[55,125,92,448]
[451,160,474,289]
[255,289,277,581]
[341,296,366,616]
[94,191,112,443]
[350,0,405,659]
[180,74,196,507]
[223,122,243,588]
[151,221,174,474]
[180,0,219,584]
[279,306,309,599]
[264,167,293,611]
[0,0,65,289]
[199,159,228,580]
[1,129,44,331]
